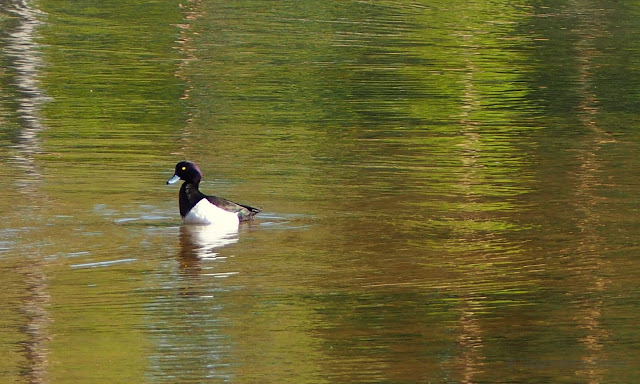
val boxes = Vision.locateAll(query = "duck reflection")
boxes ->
[178,225,239,274]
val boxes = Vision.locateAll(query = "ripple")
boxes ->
[70,258,137,269]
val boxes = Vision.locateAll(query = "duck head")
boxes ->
[166,161,203,185]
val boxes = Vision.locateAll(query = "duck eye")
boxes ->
[181,166,186,170]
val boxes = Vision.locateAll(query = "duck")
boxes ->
[166,161,261,226]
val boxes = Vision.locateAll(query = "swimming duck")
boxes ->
[166,161,261,226]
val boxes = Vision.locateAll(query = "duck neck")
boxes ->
[179,181,206,217]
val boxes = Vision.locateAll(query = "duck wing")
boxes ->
[206,195,261,221]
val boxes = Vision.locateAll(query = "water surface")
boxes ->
[1,0,640,383]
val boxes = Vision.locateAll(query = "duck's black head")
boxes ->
[166,161,203,185]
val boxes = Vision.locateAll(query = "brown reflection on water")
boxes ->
[174,0,203,102]
[451,44,486,384]
[173,0,203,158]
[172,0,205,162]
[568,2,614,382]
[454,300,485,384]
[18,267,51,384]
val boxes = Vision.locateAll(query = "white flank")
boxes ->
[183,198,240,227]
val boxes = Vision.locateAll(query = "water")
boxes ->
[1,0,640,383]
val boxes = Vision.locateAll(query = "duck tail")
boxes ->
[239,203,261,220]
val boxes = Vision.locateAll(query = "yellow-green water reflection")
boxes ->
[1,0,640,383]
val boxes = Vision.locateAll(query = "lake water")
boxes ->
[1,0,640,383]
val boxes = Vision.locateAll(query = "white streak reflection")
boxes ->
[179,225,239,274]
[5,0,50,191]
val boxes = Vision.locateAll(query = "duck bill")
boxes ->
[166,174,181,185]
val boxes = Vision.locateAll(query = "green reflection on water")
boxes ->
[1,0,640,383]
[36,0,185,189]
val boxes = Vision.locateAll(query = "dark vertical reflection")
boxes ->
[18,268,51,384]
